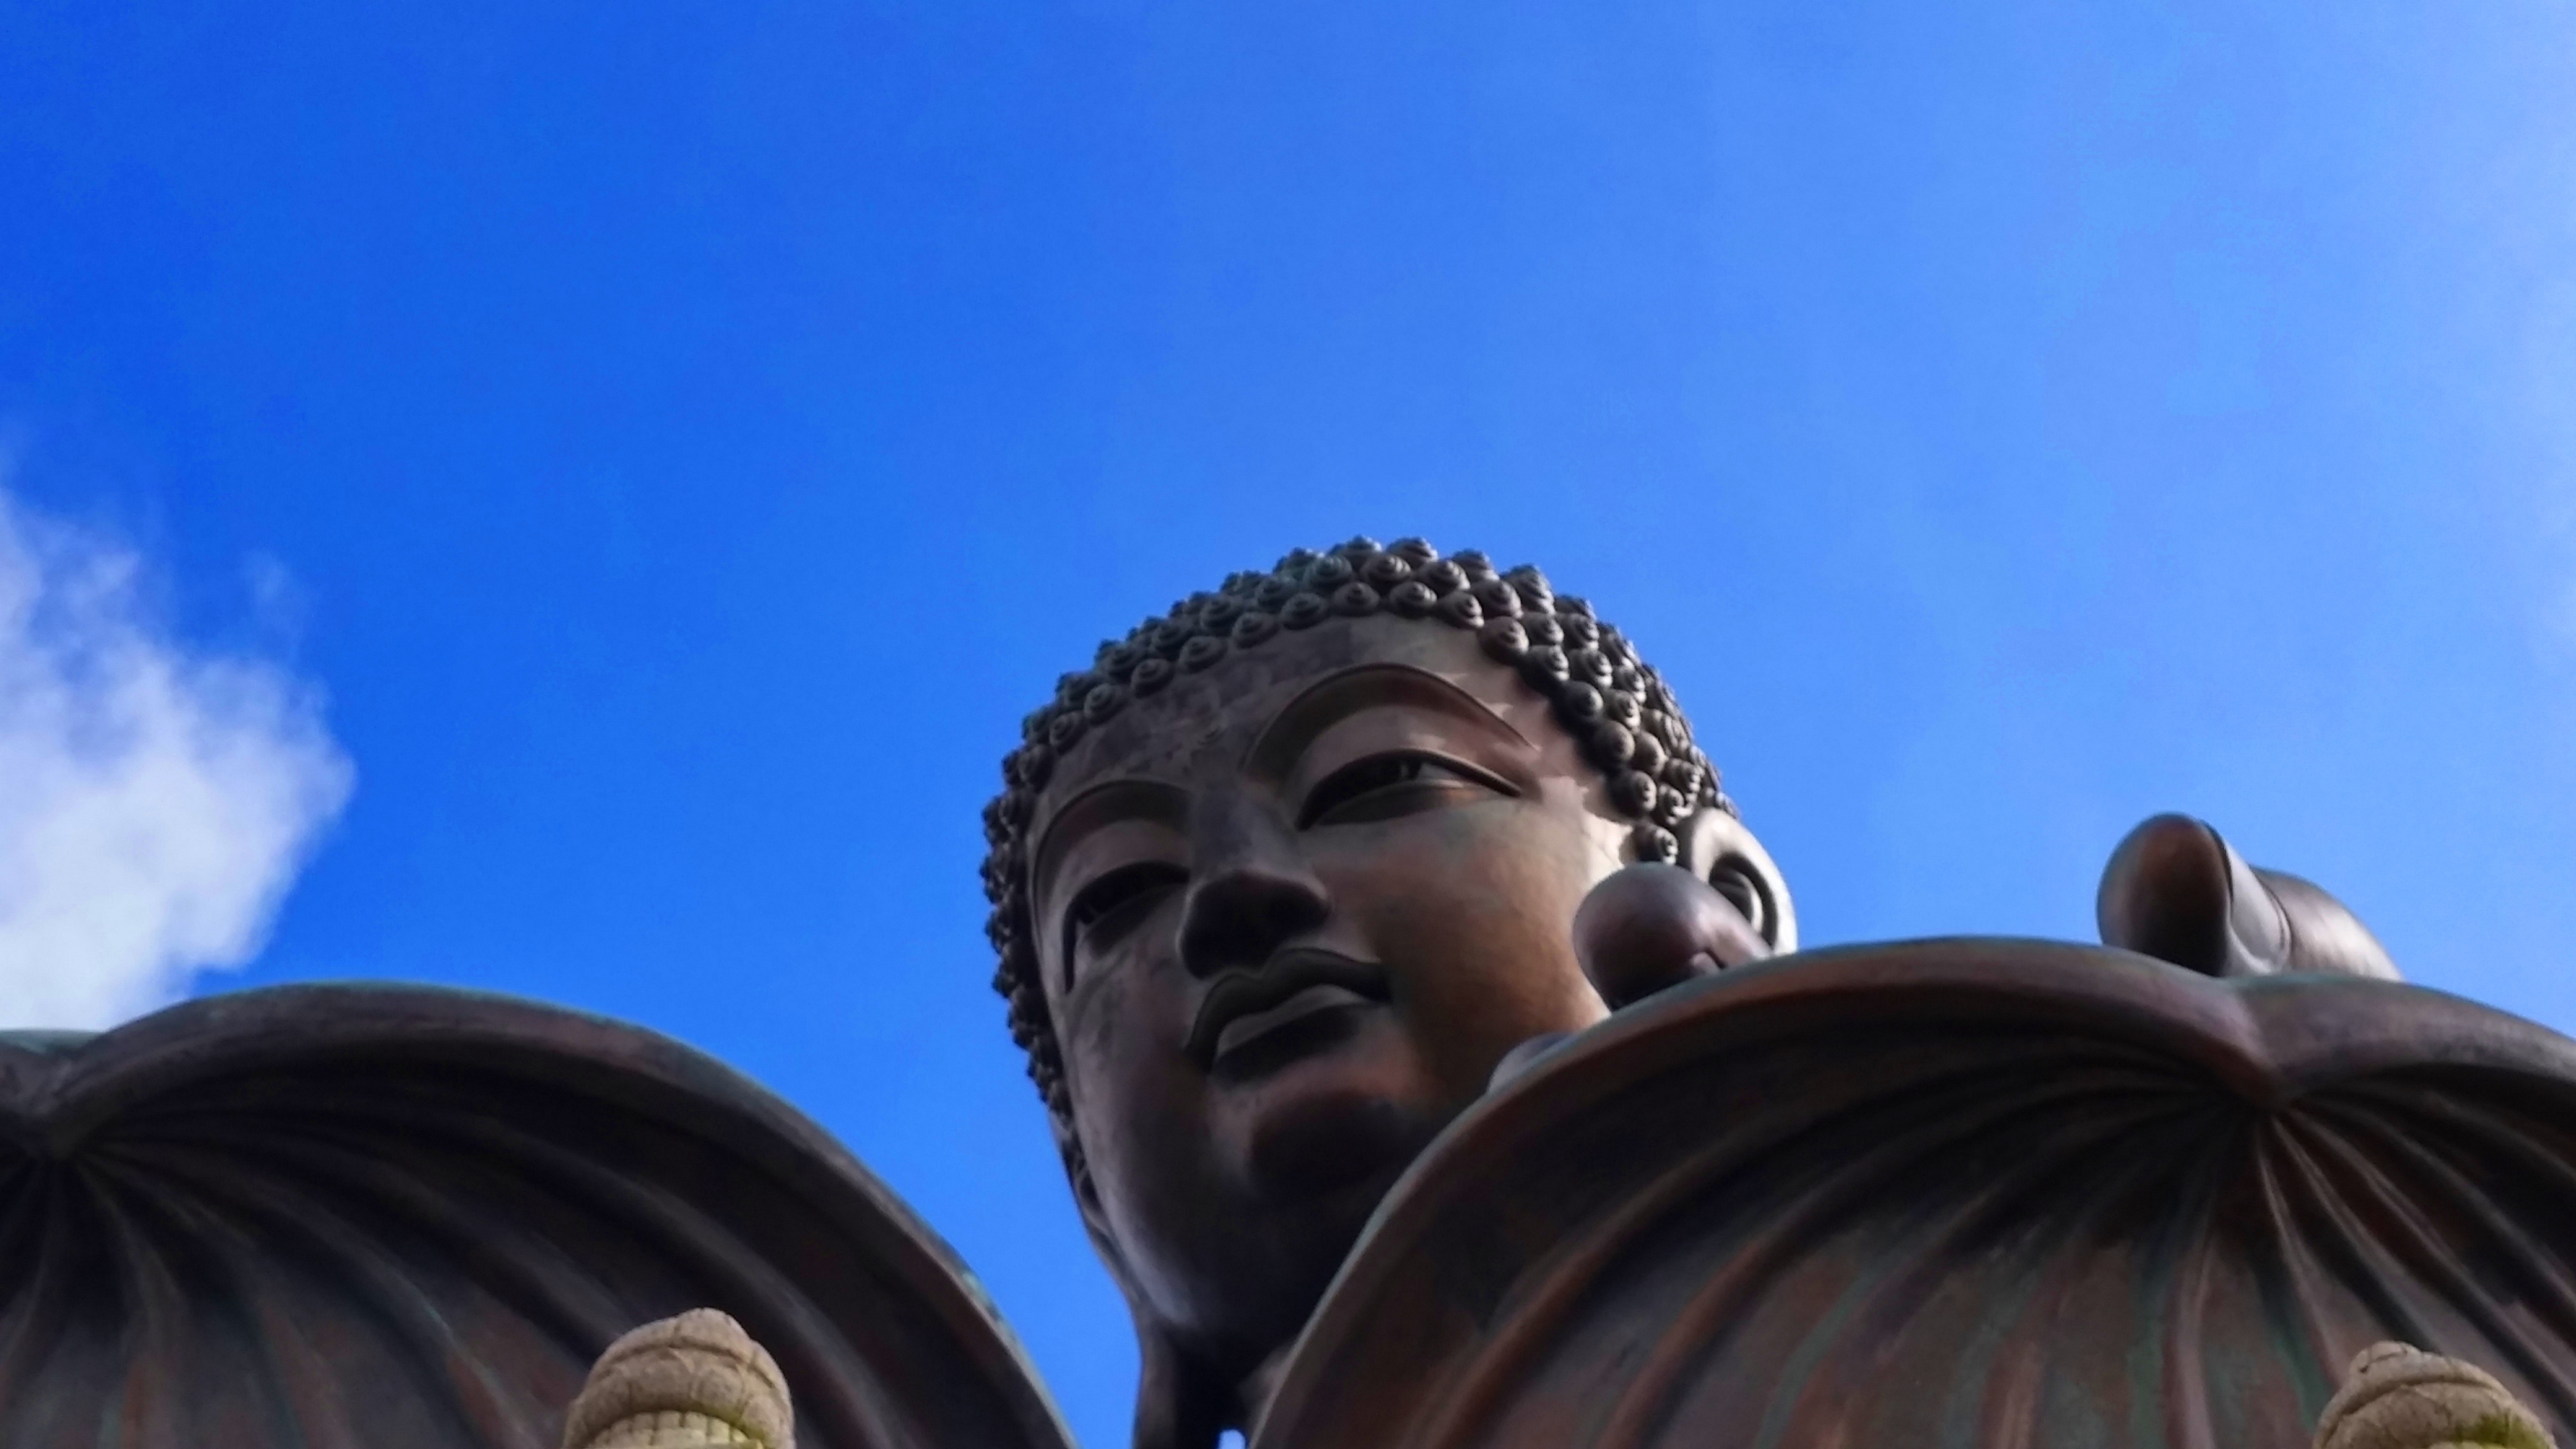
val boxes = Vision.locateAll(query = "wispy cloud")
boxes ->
[0,490,352,1028]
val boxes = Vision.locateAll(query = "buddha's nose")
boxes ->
[1177,800,1328,980]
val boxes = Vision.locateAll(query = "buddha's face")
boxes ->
[1028,614,1634,1380]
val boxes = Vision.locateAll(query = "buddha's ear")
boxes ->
[1062,1132,1234,1449]
[1674,808,1798,955]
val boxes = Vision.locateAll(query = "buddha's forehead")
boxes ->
[1038,615,1515,803]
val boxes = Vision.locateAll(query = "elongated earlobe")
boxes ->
[1067,1146,1234,1449]
[1128,1321,1232,1449]
[1674,808,1796,954]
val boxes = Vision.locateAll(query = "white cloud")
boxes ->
[0,491,353,1028]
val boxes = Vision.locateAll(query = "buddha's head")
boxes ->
[978,538,1792,1443]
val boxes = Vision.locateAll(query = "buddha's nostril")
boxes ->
[1178,867,1331,980]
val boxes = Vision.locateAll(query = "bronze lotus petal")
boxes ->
[0,990,1072,1449]
[1258,943,2576,1449]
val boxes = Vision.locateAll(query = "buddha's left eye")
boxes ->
[1298,752,1513,829]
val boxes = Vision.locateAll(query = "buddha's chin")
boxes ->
[1213,1017,1432,1206]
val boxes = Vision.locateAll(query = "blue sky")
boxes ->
[5,3,2574,1443]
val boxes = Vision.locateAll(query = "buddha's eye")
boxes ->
[1061,860,1188,983]
[1297,751,1515,829]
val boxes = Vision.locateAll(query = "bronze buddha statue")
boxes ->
[7,534,2564,1449]
[972,536,2404,1447]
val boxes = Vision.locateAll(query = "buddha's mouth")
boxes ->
[1186,949,1391,1076]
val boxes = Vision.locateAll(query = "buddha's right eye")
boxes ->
[1061,861,1188,981]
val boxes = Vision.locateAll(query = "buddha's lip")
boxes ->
[1185,949,1391,1073]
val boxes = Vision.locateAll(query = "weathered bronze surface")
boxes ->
[10,536,2556,1449]
[13,904,2576,1449]
[0,986,1072,1449]
[1260,941,2576,1448]
[965,536,2493,1445]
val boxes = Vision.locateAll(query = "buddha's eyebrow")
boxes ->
[1029,778,1188,920]
[1245,663,1533,785]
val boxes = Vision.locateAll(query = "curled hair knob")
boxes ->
[1331,581,1382,616]
[1506,565,1554,614]
[1434,590,1484,629]
[1556,681,1608,728]
[1178,634,1229,672]
[1305,554,1355,590]
[1661,755,1705,800]
[1362,552,1414,589]
[1588,721,1636,771]
[1610,769,1660,817]
[1198,594,1245,630]
[1651,783,1691,829]
[1387,579,1439,617]
[1520,645,1572,689]
[1013,743,1056,790]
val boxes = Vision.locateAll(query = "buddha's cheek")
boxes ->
[1335,804,1610,1103]
[1065,968,1222,1273]
[1079,997,1423,1340]
[1204,1007,1434,1204]
[1088,1103,1258,1337]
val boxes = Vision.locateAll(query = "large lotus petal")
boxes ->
[0,987,1073,1449]
[1260,941,2576,1449]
